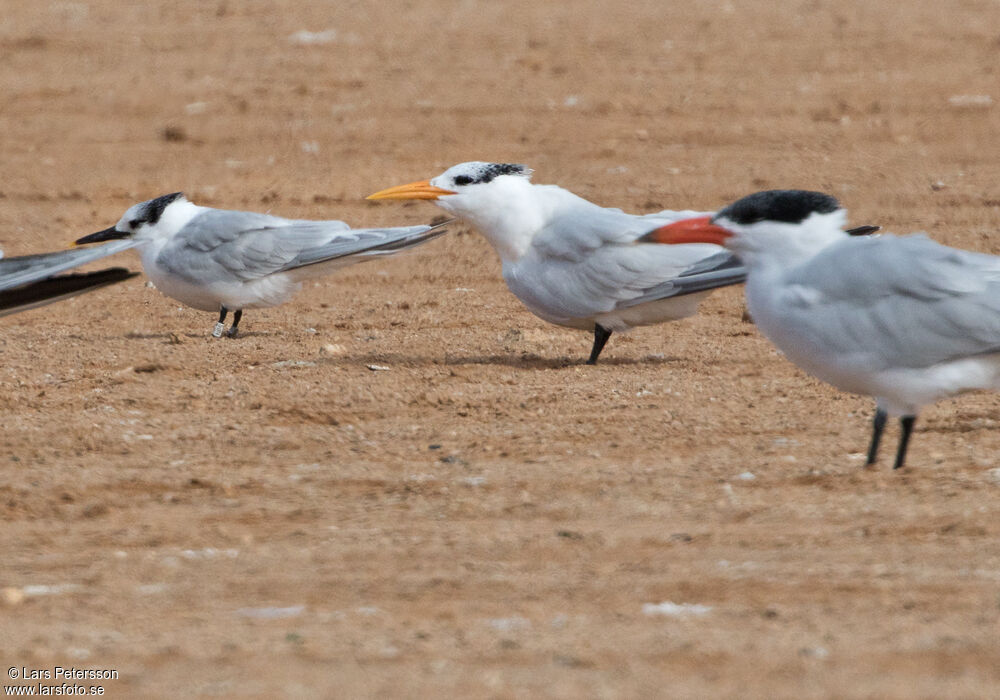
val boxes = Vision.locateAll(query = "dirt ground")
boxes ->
[2,1,999,697]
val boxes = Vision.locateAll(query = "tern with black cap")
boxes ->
[368,162,750,364]
[76,193,451,337]
[643,189,1000,470]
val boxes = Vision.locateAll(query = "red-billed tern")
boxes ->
[643,189,997,470]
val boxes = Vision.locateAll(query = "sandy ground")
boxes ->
[2,1,1000,697]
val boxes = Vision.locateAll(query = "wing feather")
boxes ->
[0,239,138,291]
[779,234,1000,368]
[160,209,450,283]
[280,221,451,271]
[0,268,137,317]
[506,192,731,320]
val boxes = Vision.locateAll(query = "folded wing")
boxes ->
[510,199,739,319]
[281,220,452,271]
[781,234,1000,369]
[160,210,449,283]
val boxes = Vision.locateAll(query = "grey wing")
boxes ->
[510,236,730,320]
[176,210,343,252]
[516,202,729,317]
[280,220,451,271]
[529,192,712,261]
[0,239,138,291]
[623,252,746,306]
[782,234,1000,368]
[160,211,354,282]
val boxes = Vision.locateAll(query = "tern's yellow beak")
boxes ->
[366,180,457,201]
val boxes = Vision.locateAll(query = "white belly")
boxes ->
[141,245,301,312]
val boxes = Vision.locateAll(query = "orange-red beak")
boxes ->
[638,216,733,246]
[366,179,457,201]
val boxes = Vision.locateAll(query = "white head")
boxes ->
[368,161,533,211]
[642,190,851,268]
[74,193,202,245]
[367,162,538,260]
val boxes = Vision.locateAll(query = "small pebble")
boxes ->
[1,587,25,605]
[488,617,531,632]
[799,646,830,659]
[947,94,992,108]
[236,605,305,620]
[642,601,712,617]
[271,360,316,368]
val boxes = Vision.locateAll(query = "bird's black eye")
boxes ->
[128,219,141,229]
[453,175,473,186]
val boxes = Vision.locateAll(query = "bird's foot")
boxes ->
[225,326,239,339]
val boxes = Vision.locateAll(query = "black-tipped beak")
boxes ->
[74,226,131,246]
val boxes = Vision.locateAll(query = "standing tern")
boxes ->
[368,163,877,363]
[0,241,138,317]
[366,162,748,364]
[74,193,451,337]
[642,189,1000,469]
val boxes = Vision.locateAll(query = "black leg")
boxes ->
[226,309,243,338]
[586,324,612,365]
[866,408,888,466]
[893,415,916,470]
[213,307,229,338]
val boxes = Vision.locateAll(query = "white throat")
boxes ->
[724,209,849,270]
[134,199,205,244]
[432,177,547,262]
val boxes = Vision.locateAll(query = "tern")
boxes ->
[643,189,1000,469]
[367,162,748,364]
[0,241,138,317]
[75,193,451,337]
